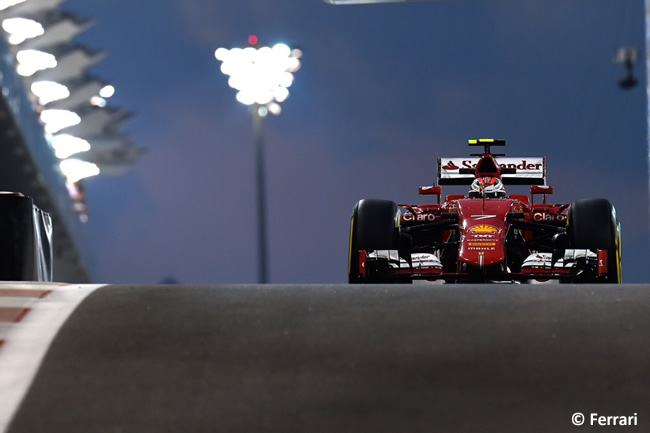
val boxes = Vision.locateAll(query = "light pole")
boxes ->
[215,37,302,283]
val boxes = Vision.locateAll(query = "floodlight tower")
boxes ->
[215,36,302,284]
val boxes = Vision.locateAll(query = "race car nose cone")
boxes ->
[459,246,505,271]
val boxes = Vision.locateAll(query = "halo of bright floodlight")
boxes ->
[31,81,70,105]
[2,18,44,44]
[16,49,56,76]
[90,96,107,107]
[214,47,228,61]
[60,159,100,183]
[216,41,301,108]
[99,85,115,98]
[272,43,291,58]
[51,134,91,159]
[0,0,25,11]
[257,106,268,117]
[40,109,80,133]
[267,102,282,115]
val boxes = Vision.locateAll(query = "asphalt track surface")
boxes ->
[7,284,650,432]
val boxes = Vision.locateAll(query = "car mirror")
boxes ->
[418,186,442,203]
[530,185,554,204]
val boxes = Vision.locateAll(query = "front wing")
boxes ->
[355,249,610,283]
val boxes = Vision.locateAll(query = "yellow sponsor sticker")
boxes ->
[468,224,499,234]
[467,242,496,247]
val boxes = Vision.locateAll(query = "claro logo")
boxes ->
[533,212,566,222]
[403,213,436,222]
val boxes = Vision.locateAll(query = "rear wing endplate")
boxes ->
[438,157,547,185]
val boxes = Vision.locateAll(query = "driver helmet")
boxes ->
[469,176,506,198]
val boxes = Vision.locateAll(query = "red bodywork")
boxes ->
[352,142,612,283]
[387,194,584,282]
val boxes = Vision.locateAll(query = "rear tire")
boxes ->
[567,198,622,283]
[348,199,399,283]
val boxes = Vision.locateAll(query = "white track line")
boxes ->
[0,283,105,433]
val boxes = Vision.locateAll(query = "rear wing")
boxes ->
[438,157,546,185]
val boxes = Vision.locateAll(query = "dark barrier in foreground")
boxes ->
[0,193,52,281]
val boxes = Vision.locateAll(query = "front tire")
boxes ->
[348,199,399,283]
[567,198,622,283]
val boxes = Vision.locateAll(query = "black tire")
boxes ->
[567,198,622,283]
[348,199,399,283]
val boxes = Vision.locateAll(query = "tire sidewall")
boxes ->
[348,199,399,283]
[568,198,621,283]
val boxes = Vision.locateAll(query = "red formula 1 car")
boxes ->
[348,139,622,284]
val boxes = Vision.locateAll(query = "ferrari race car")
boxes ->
[348,139,622,284]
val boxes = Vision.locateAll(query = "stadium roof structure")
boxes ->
[0,0,143,281]
[0,0,142,189]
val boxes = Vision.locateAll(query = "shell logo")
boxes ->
[468,224,499,234]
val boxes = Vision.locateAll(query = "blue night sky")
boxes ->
[63,0,647,283]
